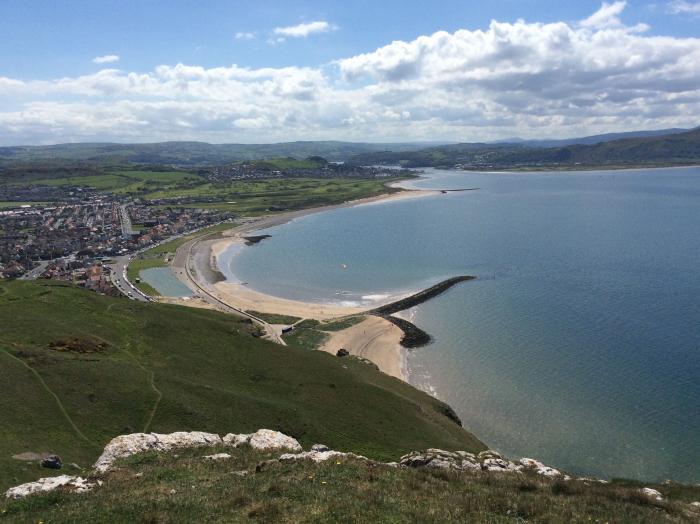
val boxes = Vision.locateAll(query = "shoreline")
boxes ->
[173,184,441,381]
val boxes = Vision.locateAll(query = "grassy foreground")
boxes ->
[3,446,700,523]
[0,281,482,492]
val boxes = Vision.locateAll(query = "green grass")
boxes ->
[3,446,698,523]
[18,170,202,196]
[0,201,52,209]
[145,177,399,215]
[319,316,365,332]
[143,222,235,257]
[282,320,330,351]
[126,257,166,296]
[246,311,302,325]
[0,281,483,492]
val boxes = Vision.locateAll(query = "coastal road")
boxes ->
[108,255,149,302]
[170,228,287,345]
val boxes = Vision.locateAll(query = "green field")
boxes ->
[0,281,482,492]
[0,201,52,209]
[18,170,202,195]
[4,446,699,523]
[146,177,397,214]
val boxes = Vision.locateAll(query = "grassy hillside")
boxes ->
[0,281,483,492]
[4,446,699,523]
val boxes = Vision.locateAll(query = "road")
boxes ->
[119,204,136,237]
[19,260,50,280]
[107,255,149,302]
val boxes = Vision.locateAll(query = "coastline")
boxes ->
[173,184,440,382]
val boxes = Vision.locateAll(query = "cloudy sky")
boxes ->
[1,0,699,145]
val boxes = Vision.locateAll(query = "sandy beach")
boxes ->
[173,184,438,381]
[319,316,406,379]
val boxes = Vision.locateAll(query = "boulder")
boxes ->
[5,475,92,499]
[311,444,330,452]
[640,487,664,501]
[40,455,62,470]
[336,348,350,357]
[248,429,302,452]
[519,458,562,478]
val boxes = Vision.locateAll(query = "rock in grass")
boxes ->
[5,475,92,499]
[520,458,562,478]
[223,429,302,452]
[203,453,231,461]
[40,455,62,470]
[399,449,480,471]
[640,487,664,501]
[249,429,302,452]
[336,348,349,357]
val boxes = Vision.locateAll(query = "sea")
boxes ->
[223,167,700,483]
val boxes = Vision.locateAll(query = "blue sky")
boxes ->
[1,0,699,144]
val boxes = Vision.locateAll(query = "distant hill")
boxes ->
[347,128,700,169]
[0,141,449,166]
[493,128,690,148]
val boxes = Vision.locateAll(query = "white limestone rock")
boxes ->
[203,453,231,461]
[519,458,562,478]
[248,429,302,452]
[400,450,480,471]
[640,487,664,501]
[482,457,522,473]
[222,433,250,447]
[279,449,369,463]
[5,475,92,499]
[93,431,221,473]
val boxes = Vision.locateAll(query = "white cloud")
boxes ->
[1,4,699,144]
[273,20,334,39]
[235,31,256,40]
[667,0,700,14]
[92,54,120,64]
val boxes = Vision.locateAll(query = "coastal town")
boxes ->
[0,198,233,284]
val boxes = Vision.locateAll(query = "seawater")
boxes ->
[226,167,700,482]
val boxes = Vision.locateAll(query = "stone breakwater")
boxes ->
[3,429,683,508]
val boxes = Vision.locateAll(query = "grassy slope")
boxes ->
[0,281,483,492]
[4,447,699,523]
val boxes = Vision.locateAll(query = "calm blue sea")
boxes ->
[228,167,700,482]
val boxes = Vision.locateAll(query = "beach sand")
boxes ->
[319,316,406,380]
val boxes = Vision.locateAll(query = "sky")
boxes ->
[0,0,699,145]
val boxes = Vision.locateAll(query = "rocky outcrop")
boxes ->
[280,444,369,464]
[94,431,222,473]
[4,429,583,500]
[519,458,563,478]
[400,449,481,471]
[223,429,302,452]
[5,475,92,499]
